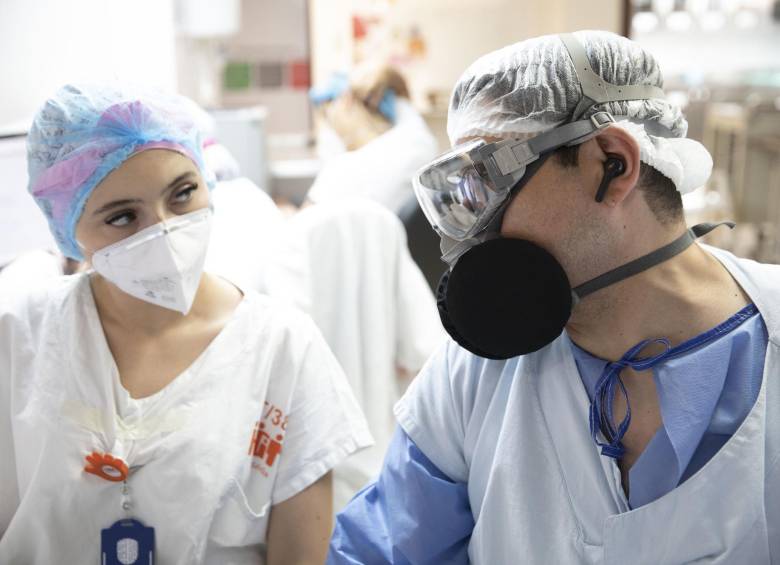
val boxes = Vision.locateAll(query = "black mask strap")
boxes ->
[572,222,735,302]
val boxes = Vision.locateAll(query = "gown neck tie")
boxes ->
[589,338,672,459]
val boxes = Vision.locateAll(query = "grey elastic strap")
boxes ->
[572,221,736,301]
[527,112,614,155]
[559,33,666,121]
[492,112,615,176]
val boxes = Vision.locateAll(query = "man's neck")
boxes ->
[566,242,750,362]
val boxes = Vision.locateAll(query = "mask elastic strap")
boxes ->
[572,221,735,303]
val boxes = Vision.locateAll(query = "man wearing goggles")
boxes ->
[329,31,779,564]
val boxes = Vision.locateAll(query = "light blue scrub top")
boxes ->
[572,303,766,508]
[328,305,767,564]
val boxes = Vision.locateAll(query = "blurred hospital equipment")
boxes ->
[0,135,56,267]
[176,0,240,37]
[210,106,270,191]
[682,84,780,264]
[627,0,780,262]
[703,97,780,229]
[269,157,321,207]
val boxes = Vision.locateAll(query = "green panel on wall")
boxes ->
[224,62,251,90]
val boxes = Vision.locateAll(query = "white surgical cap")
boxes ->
[447,30,712,194]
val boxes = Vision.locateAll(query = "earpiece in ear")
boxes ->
[595,156,626,203]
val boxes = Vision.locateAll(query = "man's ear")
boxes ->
[592,126,641,206]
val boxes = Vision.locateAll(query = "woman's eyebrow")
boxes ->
[92,198,143,216]
[91,171,198,216]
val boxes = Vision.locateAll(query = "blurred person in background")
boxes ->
[308,64,439,213]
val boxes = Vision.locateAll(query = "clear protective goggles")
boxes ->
[412,111,617,241]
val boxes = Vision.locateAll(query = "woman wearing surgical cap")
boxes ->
[0,83,372,564]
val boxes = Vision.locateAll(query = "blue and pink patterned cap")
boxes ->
[26,83,215,260]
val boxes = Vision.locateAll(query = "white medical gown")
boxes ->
[0,249,63,292]
[206,177,312,314]
[283,200,444,511]
[0,274,372,564]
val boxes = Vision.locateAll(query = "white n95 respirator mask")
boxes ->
[91,207,213,315]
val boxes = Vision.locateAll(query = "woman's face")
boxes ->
[75,149,209,262]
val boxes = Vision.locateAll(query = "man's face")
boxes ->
[495,138,616,287]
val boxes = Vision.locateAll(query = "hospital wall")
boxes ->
[176,0,311,138]
[309,0,622,110]
[309,0,621,153]
[0,0,178,132]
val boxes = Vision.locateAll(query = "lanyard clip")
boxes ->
[84,452,129,482]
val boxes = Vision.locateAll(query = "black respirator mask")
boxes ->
[435,216,730,360]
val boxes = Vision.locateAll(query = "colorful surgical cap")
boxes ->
[26,83,215,260]
[447,30,712,195]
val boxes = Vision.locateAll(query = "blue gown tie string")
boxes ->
[589,338,672,459]
[588,304,760,459]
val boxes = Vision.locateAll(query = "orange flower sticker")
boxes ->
[84,452,128,482]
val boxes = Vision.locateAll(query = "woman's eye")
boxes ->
[173,184,198,203]
[105,211,136,227]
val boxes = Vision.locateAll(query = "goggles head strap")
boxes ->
[559,33,666,121]
[483,111,615,179]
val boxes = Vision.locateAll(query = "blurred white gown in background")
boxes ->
[281,199,444,511]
